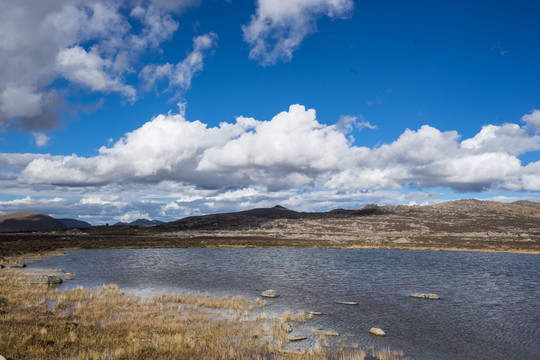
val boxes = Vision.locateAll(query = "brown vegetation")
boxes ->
[0,266,408,359]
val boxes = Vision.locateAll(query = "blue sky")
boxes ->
[1,0,539,224]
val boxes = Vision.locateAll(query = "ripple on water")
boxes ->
[27,248,540,360]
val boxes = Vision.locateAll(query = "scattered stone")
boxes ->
[0,355,7,360]
[393,237,410,244]
[308,311,322,315]
[10,261,26,268]
[336,301,359,305]
[410,293,440,300]
[64,272,75,280]
[261,289,279,298]
[29,275,63,285]
[281,322,293,333]
[287,335,307,341]
[370,327,386,336]
[323,330,339,336]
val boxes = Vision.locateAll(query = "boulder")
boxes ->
[410,293,440,300]
[261,289,279,298]
[370,327,386,336]
[29,275,63,285]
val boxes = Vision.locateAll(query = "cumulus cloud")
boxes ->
[0,0,188,133]
[1,106,540,222]
[6,105,538,195]
[56,46,136,100]
[242,0,354,65]
[140,32,218,97]
[522,109,540,132]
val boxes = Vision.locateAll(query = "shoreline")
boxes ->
[1,253,410,360]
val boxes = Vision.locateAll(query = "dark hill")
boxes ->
[56,218,92,229]
[114,219,164,227]
[0,212,66,233]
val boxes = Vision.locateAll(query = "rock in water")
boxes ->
[370,327,386,336]
[336,301,359,305]
[323,330,339,336]
[287,335,307,341]
[410,293,440,300]
[10,261,26,268]
[29,275,63,285]
[64,272,75,280]
[261,289,279,298]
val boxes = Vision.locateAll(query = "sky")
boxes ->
[0,0,539,224]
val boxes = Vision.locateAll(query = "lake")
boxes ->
[27,248,540,360]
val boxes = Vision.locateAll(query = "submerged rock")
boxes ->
[29,275,63,285]
[261,289,279,298]
[410,293,440,300]
[370,327,386,336]
[336,301,359,305]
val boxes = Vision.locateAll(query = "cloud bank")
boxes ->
[1,106,539,222]
[8,106,540,193]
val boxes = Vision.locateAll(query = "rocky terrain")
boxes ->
[0,199,539,257]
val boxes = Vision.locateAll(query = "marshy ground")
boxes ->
[0,263,408,359]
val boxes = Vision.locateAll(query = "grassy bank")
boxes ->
[0,264,409,359]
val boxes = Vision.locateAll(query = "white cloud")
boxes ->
[522,109,540,132]
[242,0,354,65]
[461,123,540,155]
[140,32,218,97]
[0,0,188,132]
[56,46,136,100]
[33,133,50,147]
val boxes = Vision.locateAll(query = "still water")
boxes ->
[28,248,540,360]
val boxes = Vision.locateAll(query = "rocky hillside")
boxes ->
[160,200,540,252]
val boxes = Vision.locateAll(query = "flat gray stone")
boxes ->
[410,293,440,300]
[336,301,359,305]
[287,335,307,341]
[261,289,279,298]
[10,261,26,268]
[370,327,386,336]
[29,275,63,285]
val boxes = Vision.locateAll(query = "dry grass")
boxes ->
[0,266,409,360]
